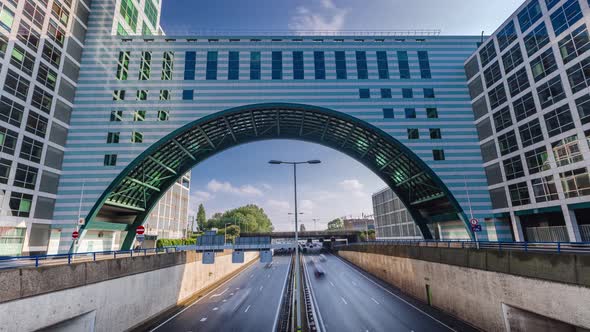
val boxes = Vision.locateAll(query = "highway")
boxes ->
[304,252,477,332]
[152,255,291,332]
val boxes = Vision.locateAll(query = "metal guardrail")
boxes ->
[0,246,186,269]
[335,240,590,254]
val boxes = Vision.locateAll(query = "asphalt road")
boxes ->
[304,252,477,332]
[152,255,291,332]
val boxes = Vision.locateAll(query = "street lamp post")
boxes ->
[269,159,320,332]
[224,222,231,244]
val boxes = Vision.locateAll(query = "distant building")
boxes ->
[342,217,375,232]
[372,188,424,240]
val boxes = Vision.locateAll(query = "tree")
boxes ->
[327,218,343,231]
[359,229,376,241]
[300,224,306,232]
[220,224,241,243]
[197,204,207,231]
[204,204,274,233]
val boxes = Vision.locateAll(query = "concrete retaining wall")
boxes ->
[337,246,590,331]
[0,251,258,331]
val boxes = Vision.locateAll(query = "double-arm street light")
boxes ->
[268,159,321,332]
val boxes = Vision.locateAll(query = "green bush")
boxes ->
[156,238,196,248]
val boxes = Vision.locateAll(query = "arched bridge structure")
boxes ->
[77,103,471,250]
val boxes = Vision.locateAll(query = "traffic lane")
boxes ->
[154,255,291,332]
[305,253,458,332]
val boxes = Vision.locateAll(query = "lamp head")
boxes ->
[268,160,283,164]
[307,160,321,164]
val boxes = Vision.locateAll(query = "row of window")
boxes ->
[358,87,436,99]
[382,107,439,119]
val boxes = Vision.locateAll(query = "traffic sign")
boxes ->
[77,217,85,226]
[136,225,145,235]
[136,234,145,242]
[470,218,479,226]
[72,231,79,239]
[471,225,482,232]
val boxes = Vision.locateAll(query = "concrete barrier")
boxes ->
[336,246,590,331]
[0,251,258,331]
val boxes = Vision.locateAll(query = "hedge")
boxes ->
[156,238,196,248]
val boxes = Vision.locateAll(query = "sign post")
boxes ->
[470,218,481,249]
[136,226,145,249]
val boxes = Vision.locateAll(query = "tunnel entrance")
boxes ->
[75,103,469,251]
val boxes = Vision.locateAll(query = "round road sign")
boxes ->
[470,218,479,226]
[72,231,79,239]
[136,225,145,235]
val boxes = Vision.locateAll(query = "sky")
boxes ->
[159,0,525,231]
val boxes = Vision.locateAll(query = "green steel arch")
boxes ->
[77,103,471,251]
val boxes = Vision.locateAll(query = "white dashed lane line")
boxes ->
[210,288,228,298]
[340,297,348,305]
[245,305,251,313]
[200,317,207,322]
[371,297,380,305]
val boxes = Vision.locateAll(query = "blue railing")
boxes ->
[0,246,185,269]
[336,239,590,254]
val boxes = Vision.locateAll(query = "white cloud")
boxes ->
[207,179,263,196]
[188,191,212,215]
[267,199,290,210]
[339,179,367,198]
[300,199,314,214]
[261,183,272,190]
[289,0,349,33]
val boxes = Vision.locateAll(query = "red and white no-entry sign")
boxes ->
[470,218,479,226]
[136,225,145,235]
[72,231,79,239]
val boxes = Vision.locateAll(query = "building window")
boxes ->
[20,136,43,163]
[113,90,125,101]
[144,0,158,27]
[131,131,143,143]
[0,126,18,156]
[566,56,590,93]
[334,51,347,79]
[10,45,35,76]
[133,110,146,121]
[513,92,537,122]
[117,23,127,36]
[4,70,30,101]
[525,146,550,174]
[31,87,52,114]
[532,175,558,202]
[314,51,326,80]
[183,90,194,100]
[383,108,394,119]
[25,111,48,138]
[380,88,392,99]
[552,135,584,167]
[110,110,123,122]
[544,105,574,136]
[250,52,261,80]
[545,0,560,10]
[17,22,40,51]
[407,128,419,139]
[0,158,11,184]
[13,163,37,190]
[519,119,544,147]
[402,88,413,98]
[488,83,507,110]
[359,89,370,99]
[558,24,590,64]
[119,0,138,32]
[0,5,14,31]
[497,21,518,51]
[426,108,438,119]
[404,108,416,118]
[397,51,410,79]
[502,44,523,74]
[517,0,542,33]
[355,51,368,79]
[136,90,148,101]
[429,128,441,139]
[484,61,502,87]
[104,154,117,166]
[107,132,120,144]
[560,167,590,198]
[423,88,435,98]
[228,51,240,80]
[159,90,170,101]
[139,51,152,80]
[492,106,513,132]
[575,94,590,124]
[376,51,390,79]
[503,155,525,180]
[9,192,32,217]
[524,23,550,56]
[161,51,174,80]
[506,68,530,98]
[272,51,283,80]
[23,0,44,29]
[205,51,218,80]
[417,51,431,79]
[184,51,196,80]
[537,76,565,109]
[0,96,25,127]
[509,182,531,206]
[116,51,131,80]
[158,110,169,121]
[433,149,445,161]
[550,0,583,37]
[37,63,57,91]
[530,48,557,82]
[47,20,65,46]
[498,130,519,156]
[293,51,304,80]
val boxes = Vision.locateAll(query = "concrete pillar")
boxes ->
[20,221,33,255]
[562,205,582,242]
[510,212,525,242]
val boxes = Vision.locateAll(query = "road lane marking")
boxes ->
[236,287,240,290]
[329,281,335,287]
[272,256,292,332]
[267,274,271,278]
[149,262,257,331]
[244,305,251,313]
[352,281,358,286]
[222,299,227,302]
[259,285,263,291]
[212,307,218,311]
[250,274,254,278]
[210,288,228,298]
[331,254,457,332]
[371,297,380,305]
[230,292,234,296]
[200,317,207,322]
[340,296,348,305]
